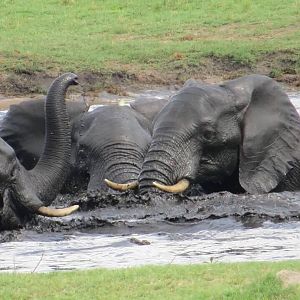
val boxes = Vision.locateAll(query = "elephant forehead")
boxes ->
[76,108,151,148]
[156,96,225,127]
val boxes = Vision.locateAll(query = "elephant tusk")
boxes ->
[153,179,190,193]
[37,205,79,217]
[104,179,138,191]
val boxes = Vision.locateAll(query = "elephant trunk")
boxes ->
[0,73,79,229]
[29,73,78,204]
[139,131,194,193]
[139,142,179,192]
[87,141,146,191]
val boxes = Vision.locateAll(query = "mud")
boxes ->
[19,190,300,233]
[1,189,300,244]
[0,52,299,97]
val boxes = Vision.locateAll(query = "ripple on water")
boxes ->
[0,218,300,273]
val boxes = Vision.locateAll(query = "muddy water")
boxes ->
[0,88,300,273]
[1,218,300,272]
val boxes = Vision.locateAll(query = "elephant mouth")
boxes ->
[152,178,190,193]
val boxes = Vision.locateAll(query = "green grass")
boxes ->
[0,0,299,74]
[1,261,300,299]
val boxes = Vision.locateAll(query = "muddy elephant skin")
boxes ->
[139,75,300,194]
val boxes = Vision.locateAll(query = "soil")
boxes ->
[0,52,299,97]
[277,270,300,287]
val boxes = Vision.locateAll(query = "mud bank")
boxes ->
[0,52,299,97]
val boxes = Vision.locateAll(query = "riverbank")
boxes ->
[0,51,299,96]
[1,261,300,299]
[0,1,299,95]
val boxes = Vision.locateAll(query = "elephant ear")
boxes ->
[239,78,300,194]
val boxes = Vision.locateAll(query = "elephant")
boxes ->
[139,74,300,195]
[0,92,168,193]
[0,73,80,230]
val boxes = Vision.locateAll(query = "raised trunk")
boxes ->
[29,73,78,204]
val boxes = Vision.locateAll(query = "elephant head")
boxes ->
[0,73,80,229]
[139,75,300,194]
[72,97,168,192]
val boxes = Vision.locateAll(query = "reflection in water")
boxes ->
[0,218,300,272]
[0,89,299,273]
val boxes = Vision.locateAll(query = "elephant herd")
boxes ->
[0,72,299,230]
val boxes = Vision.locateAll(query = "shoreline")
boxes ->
[0,52,299,98]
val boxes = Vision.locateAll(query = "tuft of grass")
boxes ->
[0,0,299,75]
[0,261,300,299]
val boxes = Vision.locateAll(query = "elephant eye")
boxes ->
[202,128,215,142]
[11,166,17,178]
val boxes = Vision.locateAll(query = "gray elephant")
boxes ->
[139,75,300,194]
[0,73,79,230]
[1,92,168,193]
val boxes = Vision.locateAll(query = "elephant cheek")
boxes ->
[198,149,238,181]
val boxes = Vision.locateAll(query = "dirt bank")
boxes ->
[0,52,299,97]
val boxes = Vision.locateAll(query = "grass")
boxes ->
[0,0,299,75]
[1,261,300,299]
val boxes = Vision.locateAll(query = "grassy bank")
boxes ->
[0,0,299,94]
[1,261,300,299]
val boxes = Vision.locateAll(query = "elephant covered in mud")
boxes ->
[1,92,168,193]
[139,75,300,194]
[0,73,79,230]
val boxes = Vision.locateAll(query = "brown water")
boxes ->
[0,88,300,273]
